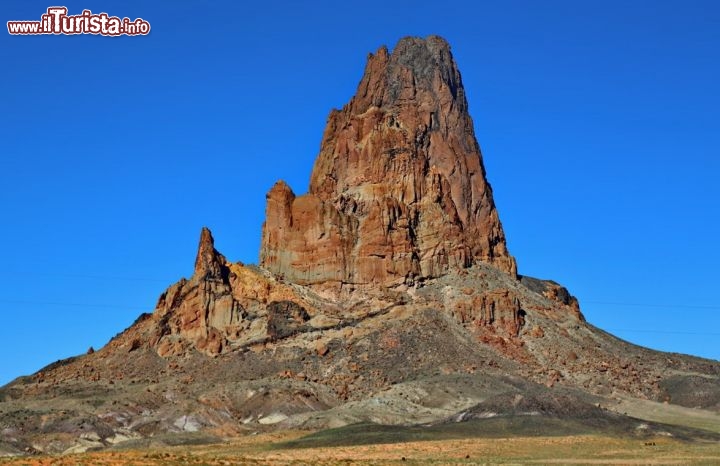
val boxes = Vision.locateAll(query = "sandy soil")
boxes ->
[2,432,719,465]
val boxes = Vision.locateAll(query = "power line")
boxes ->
[584,301,720,310]
[26,272,171,283]
[0,299,149,311]
[1,274,719,311]
[1,300,717,338]
[605,328,720,337]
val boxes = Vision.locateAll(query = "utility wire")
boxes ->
[28,272,171,283]
[604,328,720,336]
[0,299,149,310]
[2,275,719,310]
[585,300,720,310]
[1,301,719,337]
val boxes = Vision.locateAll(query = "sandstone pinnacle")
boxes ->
[260,36,517,286]
[194,226,226,280]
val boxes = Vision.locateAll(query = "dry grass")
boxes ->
[614,396,720,434]
[2,432,720,465]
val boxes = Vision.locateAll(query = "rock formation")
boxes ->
[450,288,525,337]
[4,36,719,457]
[260,35,516,286]
[152,227,244,356]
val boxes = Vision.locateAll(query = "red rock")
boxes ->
[260,36,516,286]
[473,289,525,337]
[152,227,243,355]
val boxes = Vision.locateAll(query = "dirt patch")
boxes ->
[2,433,719,465]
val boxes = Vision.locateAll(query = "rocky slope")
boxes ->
[1,36,719,456]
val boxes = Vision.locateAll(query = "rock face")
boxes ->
[260,36,517,286]
[451,289,525,338]
[152,228,245,356]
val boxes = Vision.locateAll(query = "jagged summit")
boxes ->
[261,36,516,287]
[338,36,465,115]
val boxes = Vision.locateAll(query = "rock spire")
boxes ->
[260,35,516,286]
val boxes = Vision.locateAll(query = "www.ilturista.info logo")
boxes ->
[7,7,150,36]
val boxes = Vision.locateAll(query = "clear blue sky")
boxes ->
[1,1,719,385]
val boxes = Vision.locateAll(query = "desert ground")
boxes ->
[2,431,719,465]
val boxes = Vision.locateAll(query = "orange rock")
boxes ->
[315,341,329,356]
[152,228,243,356]
[469,289,525,337]
[260,36,516,286]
